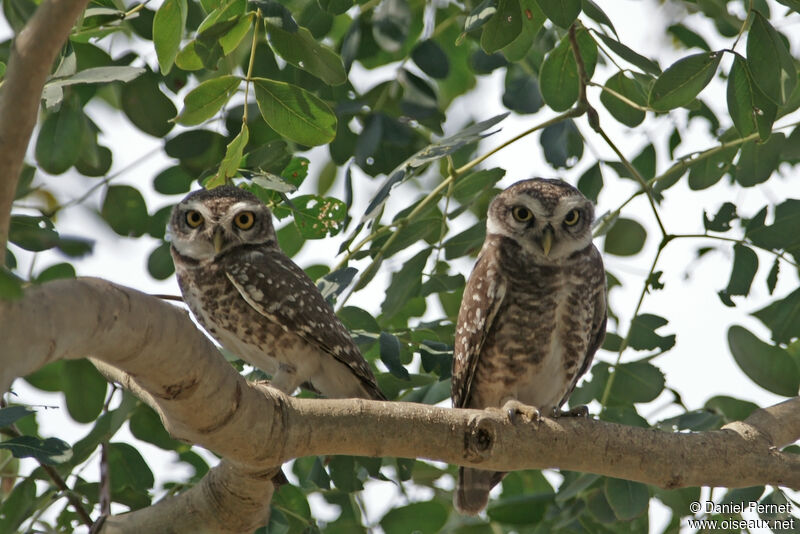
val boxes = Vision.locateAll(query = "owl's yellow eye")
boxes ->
[185,210,204,228]
[234,211,255,230]
[564,209,581,226]
[512,206,534,222]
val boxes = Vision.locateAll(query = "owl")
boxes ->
[168,185,385,401]
[451,178,607,515]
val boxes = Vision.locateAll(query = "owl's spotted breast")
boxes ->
[466,236,604,412]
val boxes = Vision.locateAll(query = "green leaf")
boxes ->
[154,165,195,194]
[412,39,450,79]
[539,30,596,112]
[272,485,312,532]
[667,23,710,51]
[35,263,76,283]
[752,287,800,345]
[577,162,603,203]
[63,359,107,423]
[766,257,779,295]
[746,11,785,104]
[274,194,346,239]
[380,332,409,380]
[211,124,249,186]
[102,185,149,237]
[444,222,486,259]
[600,71,647,127]
[463,0,498,34]
[328,455,363,492]
[734,133,785,187]
[705,395,759,422]
[0,406,34,427]
[266,24,346,85]
[253,77,337,146]
[177,75,241,125]
[147,242,175,280]
[129,403,180,450]
[381,501,448,534]
[718,245,758,306]
[453,168,506,204]
[539,38,577,112]
[703,202,737,232]
[536,0,580,28]
[107,442,155,492]
[166,129,227,173]
[727,55,776,139]
[382,248,431,320]
[0,436,72,464]
[746,198,800,264]
[121,71,177,137]
[607,361,666,405]
[605,478,650,520]
[487,493,551,524]
[8,215,59,252]
[594,32,660,76]
[628,313,676,352]
[318,0,352,15]
[0,270,24,299]
[153,0,187,74]
[687,144,738,190]
[35,97,85,174]
[481,0,522,53]
[728,326,799,396]
[648,52,722,111]
[541,119,583,168]
[603,217,646,256]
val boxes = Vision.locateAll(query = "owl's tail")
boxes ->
[454,467,505,515]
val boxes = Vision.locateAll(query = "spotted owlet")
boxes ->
[451,178,607,515]
[168,185,385,401]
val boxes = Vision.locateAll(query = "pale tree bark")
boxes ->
[1,278,799,532]
[0,0,92,258]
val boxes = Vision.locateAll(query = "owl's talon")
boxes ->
[557,405,590,418]
[501,400,541,427]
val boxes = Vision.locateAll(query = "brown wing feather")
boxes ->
[452,249,506,409]
[560,246,607,407]
[223,249,385,400]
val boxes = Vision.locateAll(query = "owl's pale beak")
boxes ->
[213,228,224,254]
[541,227,554,257]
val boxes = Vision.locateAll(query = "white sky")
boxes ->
[3,0,800,532]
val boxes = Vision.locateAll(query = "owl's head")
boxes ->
[486,178,595,262]
[168,185,276,261]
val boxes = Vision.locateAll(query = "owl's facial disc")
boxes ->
[169,194,275,262]
[487,189,594,262]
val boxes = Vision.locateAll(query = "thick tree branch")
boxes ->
[2,278,799,532]
[0,0,91,258]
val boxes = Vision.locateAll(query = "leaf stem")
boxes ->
[242,11,260,125]
[671,233,798,267]
[599,240,667,407]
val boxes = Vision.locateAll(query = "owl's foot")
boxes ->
[557,405,590,418]
[500,400,541,427]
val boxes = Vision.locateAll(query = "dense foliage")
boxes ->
[2,0,800,532]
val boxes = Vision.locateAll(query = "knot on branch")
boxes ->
[463,413,499,463]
